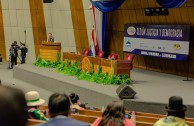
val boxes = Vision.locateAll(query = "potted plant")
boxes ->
[0,53,2,62]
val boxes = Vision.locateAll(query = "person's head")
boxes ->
[14,41,17,45]
[25,91,45,108]
[48,93,71,118]
[0,86,28,126]
[69,93,80,104]
[48,33,52,38]
[99,101,125,126]
[20,42,25,47]
[166,96,187,119]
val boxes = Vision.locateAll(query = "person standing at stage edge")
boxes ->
[9,41,19,69]
[47,33,55,42]
[20,42,28,64]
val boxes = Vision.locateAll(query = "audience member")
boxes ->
[36,93,89,126]
[25,91,47,121]
[47,33,55,42]
[93,101,135,126]
[70,93,85,110]
[154,96,189,126]
[0,86,28,126]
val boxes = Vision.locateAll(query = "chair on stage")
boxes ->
[125,54,135,70]
[97,51,105,58]
[83,48,90,56]
[108,53,118,60]
[125,54,135,82]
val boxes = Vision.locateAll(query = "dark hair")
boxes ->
[69,93,79,104]
[99,101,125,126]
[0,86,28,126]
[14,41,17,44]
[48,93,71,117]
[49,33,52,35]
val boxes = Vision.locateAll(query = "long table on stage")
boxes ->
[40,42,61,61]
[63,52,132,77]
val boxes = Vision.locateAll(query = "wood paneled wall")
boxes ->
[69,0,89,54]
[106,0,194,77]
[29,0,47,57]
[0,1,6,59]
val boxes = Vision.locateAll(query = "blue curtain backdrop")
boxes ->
[90,0,125,51]
[90,0,125,13]
[156,0,186,8]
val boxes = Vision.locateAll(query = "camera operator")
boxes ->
[9,41,19,69]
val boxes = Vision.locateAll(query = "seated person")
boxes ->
[0,85,28,126]
[93,101,135,126]
[154,96,189,126]
[36,93,89,126]
[47,33,55,42]
[25,91,47,121]
[69,93,85,110]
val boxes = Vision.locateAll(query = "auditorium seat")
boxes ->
[78,110,102,117]
[135,111,166,118]
[136,121,154,126]
[136,115,159,123]
[37,105,48,110]
[71,114,97,124]
[187,122,194,126]
[85,106,101,111]
[37,105,194,125]
[27,119,45,126]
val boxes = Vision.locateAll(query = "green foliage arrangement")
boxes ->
[33,53,61,68]
[34,57,132,85]
[56,60,81,76]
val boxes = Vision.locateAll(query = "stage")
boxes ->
[13,64,194,117]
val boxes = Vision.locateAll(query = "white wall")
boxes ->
[1,0,36,63]
[43,0,76,53]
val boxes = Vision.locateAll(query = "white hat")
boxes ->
[25,91,45,106]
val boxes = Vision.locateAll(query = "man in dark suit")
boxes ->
[36,93,89,126]
[47,33,55,42]
[20,43,28,64]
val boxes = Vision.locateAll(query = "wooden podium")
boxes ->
[40,42,61,61]
[63,52,131,77]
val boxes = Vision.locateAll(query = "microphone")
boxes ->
[24,30,26,33]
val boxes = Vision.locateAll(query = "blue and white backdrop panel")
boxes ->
[123,24,190,61]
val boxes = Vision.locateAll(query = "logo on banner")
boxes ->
[173,44,181,50]
[125,40,131,48]
[127,26,136,35]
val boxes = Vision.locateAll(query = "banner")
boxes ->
[123,24,190,60]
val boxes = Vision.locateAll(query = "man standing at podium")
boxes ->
[47,33,55,42]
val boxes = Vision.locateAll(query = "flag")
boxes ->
[91,5,106,55]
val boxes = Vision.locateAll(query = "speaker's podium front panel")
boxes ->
[40,42,61,62]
